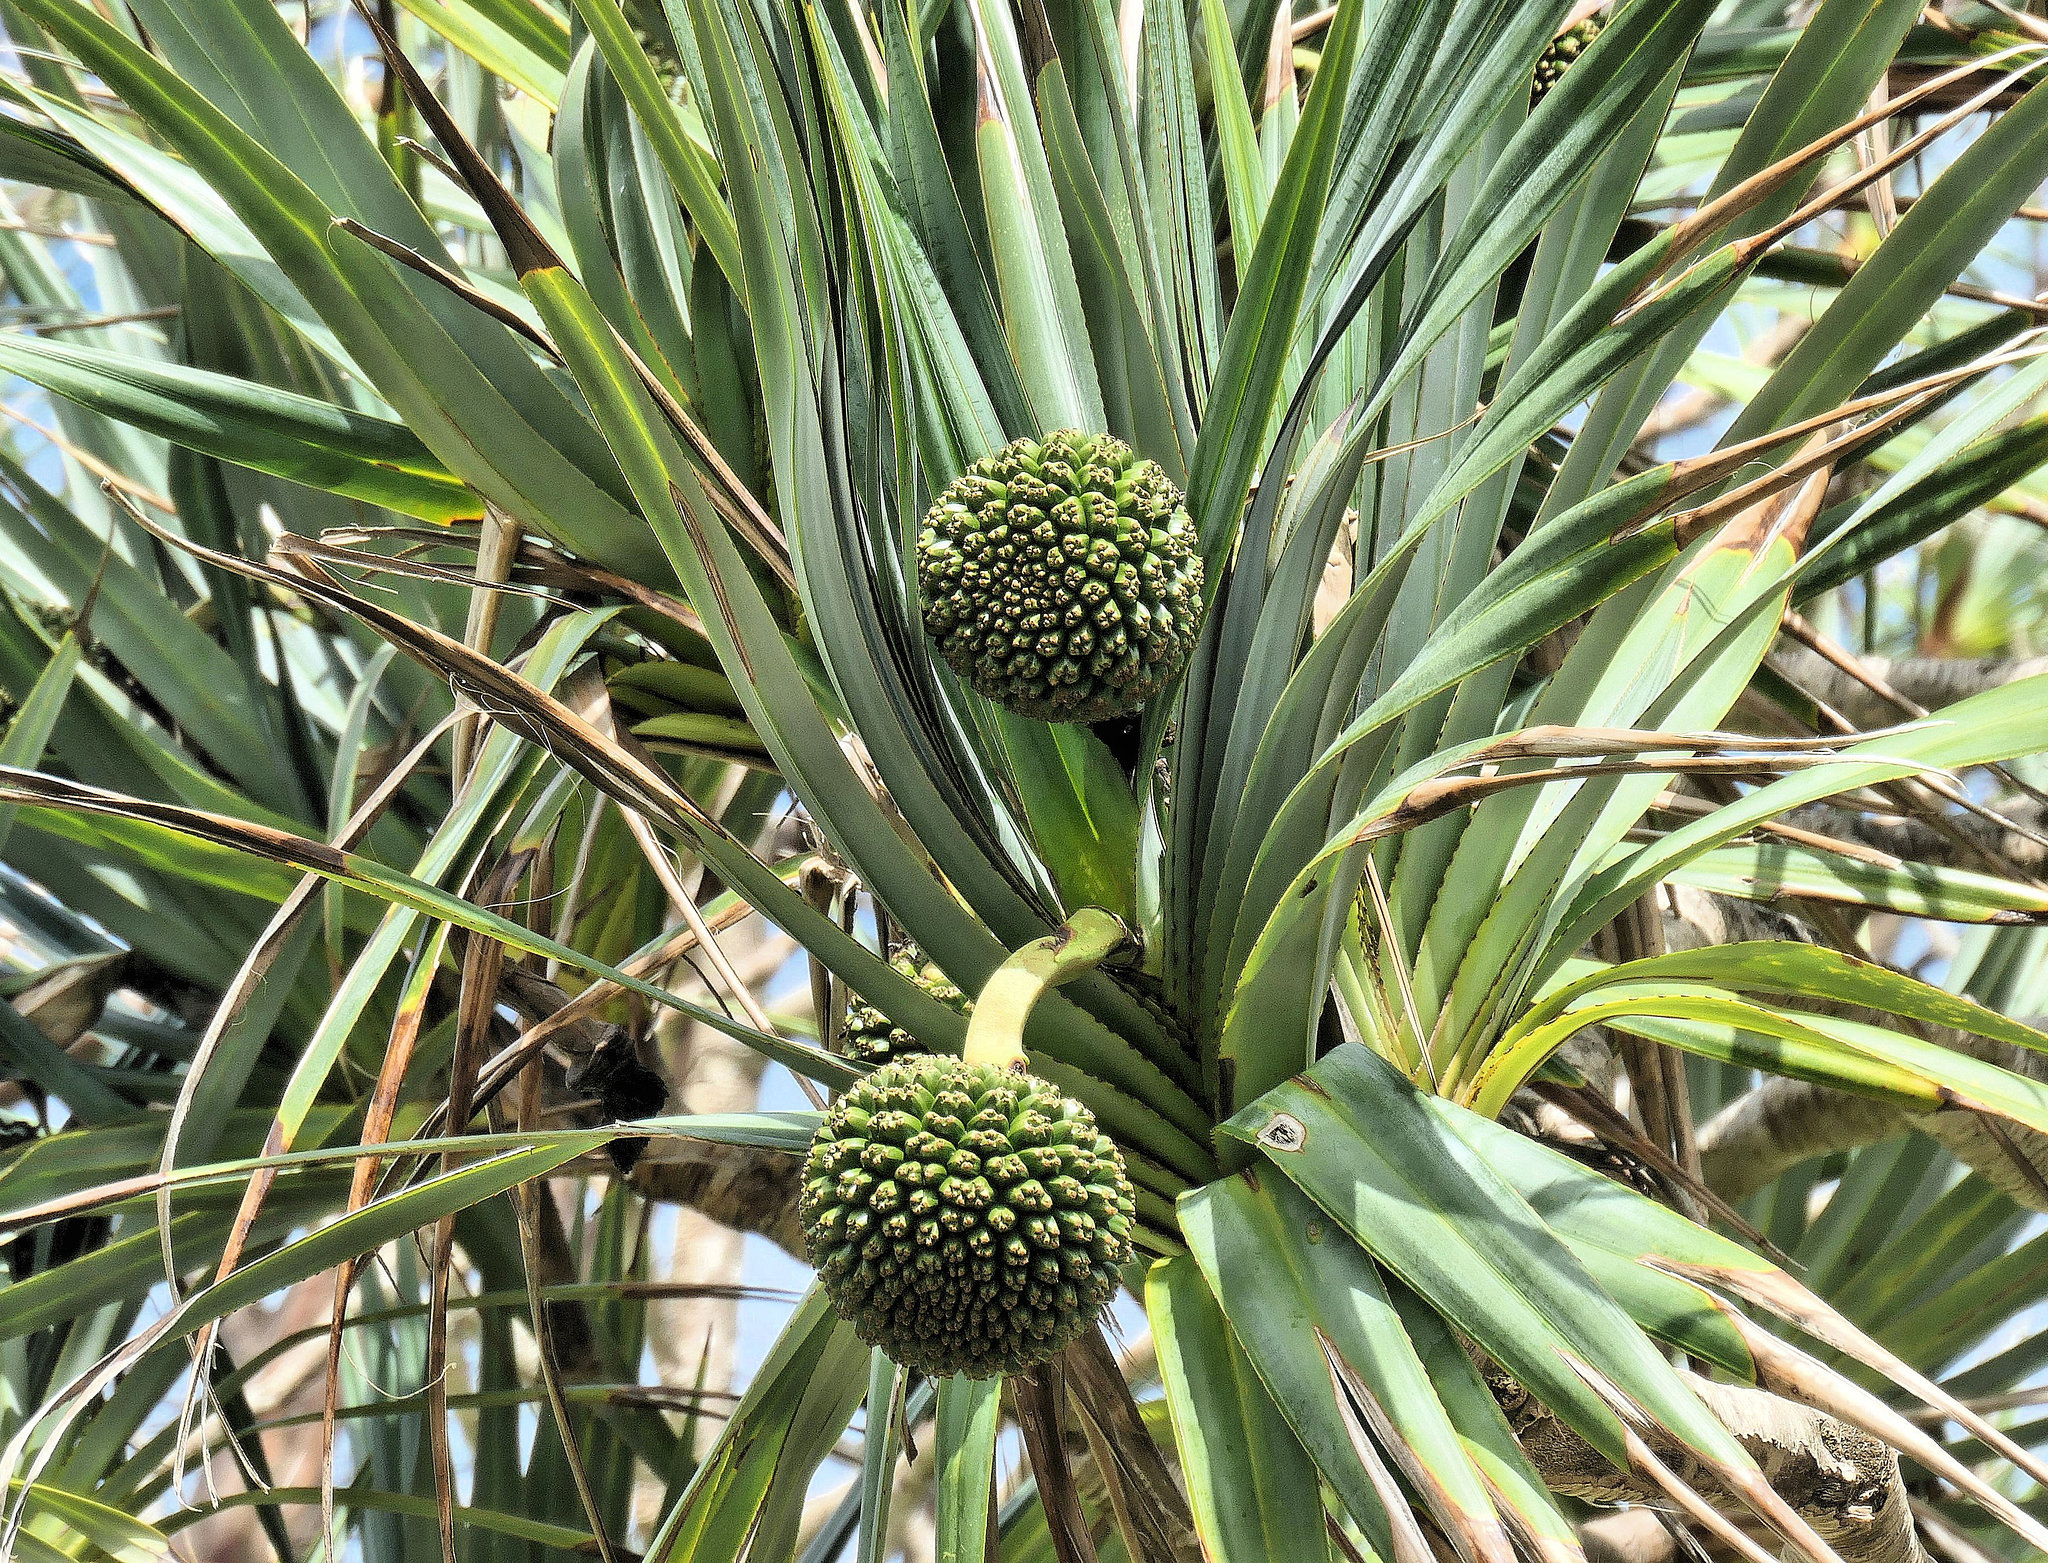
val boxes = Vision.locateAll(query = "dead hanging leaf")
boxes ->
[1014,1358,1100,1563]
[111,492,760,886]
[104,487,943,1077]
[321,921,450,1559]
[333,216,559,357]
[1060,1329,1203,1563]
[1609,339,2046,551]
[277,526,568,603]
[1640,45,2044,301]
[163,714,459,1499]
[1350,722,1935,848]
[426,848,531,1563]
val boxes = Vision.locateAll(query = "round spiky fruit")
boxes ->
[801,1056,1137,1377]
[1533,14,1602,103]
[917,431,1204,724]
[842,945,970,1066]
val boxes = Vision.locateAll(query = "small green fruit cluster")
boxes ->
[841,944,969,1066]
[917,431,1204,724]
[1533,14,1603,103]
[801,1056,1136,1377]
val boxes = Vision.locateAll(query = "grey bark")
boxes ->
[1780,799,2048,879]
[1580,1508,1678,1563]
[1770,648,2048,731]
[1662,886,2048,1212]
[1699,1032,2048,1210]
[1698,1080,1907,1201]
[633,1137,807,1257]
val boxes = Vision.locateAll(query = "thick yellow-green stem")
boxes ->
[963,908,1131,1070]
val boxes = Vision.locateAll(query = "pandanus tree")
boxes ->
[6,0,2048,1559]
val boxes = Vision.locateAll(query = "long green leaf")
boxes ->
[1227,1043,1757,1472]
[0,333,477,521]
[394,0,571,105]
[1146,1255,1332,1563]
[567,0,745,293]
[934,1377,1001,1563]
[0,627,81,854]
[1185,0,1360,575]
[1726,72,2048,448]
[1182,1172,1519,1563]
[1668,839,2048,925]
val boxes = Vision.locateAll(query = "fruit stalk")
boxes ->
[963,908,1131,1071]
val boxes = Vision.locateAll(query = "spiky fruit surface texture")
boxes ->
[1533,15,1602,102]
[801,1056,1137,1377]
[917,431,1203,724]
[842,945,968,1065]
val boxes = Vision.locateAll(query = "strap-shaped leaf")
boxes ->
[0,625,80,857]
[642,1285,864,1562]
[1132,0,1221,398]
[1146,1255,1334,1563]
[1327,0,1719,433]
[168,1486,590,1554]
[857,1353,900,1563]
[567,0,744,292]
[1376,1279,1587,1563]
[1669,839,2048,925]
[933,1377,1002,1563]
[1726,72,2048,447]
[1556,672,2048,961]
[1185,0,1360,575]
[1214,486,1685,1102]
[1182,1171,1517,1563]
[1543,0,1924,516]
[392,0,571,105]
[0,334,475,521]
[1514,942,2048,1064]
[1198,0,1268,268]
[1040,64,1193,478]
[9,0,668,580]
[11,1478,172,1562]
[962,0,1104,432]
[1190,406,1372,1015]
[1425,1104,1759,1375]
[1223,1043,1758,1473]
